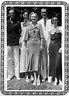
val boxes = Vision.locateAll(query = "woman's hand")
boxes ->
[58,47,62,53]
[40,45,43,50]
[19,36,23,44]
[47,48,49,54]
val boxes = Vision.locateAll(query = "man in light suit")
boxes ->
[38,8,51,82]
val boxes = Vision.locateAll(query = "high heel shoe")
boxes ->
[30,75,34,82]
[33,80,36,85]
[26,76,29,82]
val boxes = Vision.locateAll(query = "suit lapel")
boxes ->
[7,20,15,33]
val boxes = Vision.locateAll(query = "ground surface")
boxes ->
[7,77,62,90]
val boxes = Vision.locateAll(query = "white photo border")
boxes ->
[0,1,69,95]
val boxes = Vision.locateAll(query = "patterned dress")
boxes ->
[24,23,44,72]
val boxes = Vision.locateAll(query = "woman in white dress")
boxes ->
[19,10,30,80]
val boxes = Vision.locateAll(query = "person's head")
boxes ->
[51,13,59,27]
[29,12,38,24]
[41,8,48,19]
[22,9,29,20]
[23,11,28,19]
[9,8,15,20]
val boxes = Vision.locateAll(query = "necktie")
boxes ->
[44,19,46,27]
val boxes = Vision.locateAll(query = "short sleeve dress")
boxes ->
[24,23,44,72]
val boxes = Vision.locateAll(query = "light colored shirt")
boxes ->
[49,24,62,34]
[38,18,51,48]
[49,25,62,46]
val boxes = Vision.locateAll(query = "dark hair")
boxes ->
[20,9,29,22]
[41,8,48,15]
[51,12,60,19]
[21,9,29,15]
[8,7,20,21]
[41,8,48,17]
[51,12,61,26]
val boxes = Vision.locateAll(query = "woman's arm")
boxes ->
[23,27,29,47]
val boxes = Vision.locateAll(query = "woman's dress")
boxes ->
[24,23,44,72]
[20,21,30,73]
[49,27,62,79]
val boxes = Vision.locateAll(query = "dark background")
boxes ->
[7,7,62,26]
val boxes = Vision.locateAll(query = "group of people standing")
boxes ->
[7,7,62,86]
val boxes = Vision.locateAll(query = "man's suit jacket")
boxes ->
[7,20,21,46]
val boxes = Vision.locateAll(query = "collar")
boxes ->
[22,20,30,27]
[10,18,13,23]
[42,18,48,21]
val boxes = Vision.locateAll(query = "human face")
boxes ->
[41,8,47,19]
[23,12,28,19]
[9,9,15,20]
[31,13,37,24]
[51,17,58,26]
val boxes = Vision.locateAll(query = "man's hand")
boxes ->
[40,45,43,50]
[58,47,62,53]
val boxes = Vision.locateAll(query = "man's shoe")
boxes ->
[53,78,57,86]
[37,79,40,86]
[48,76,52,83]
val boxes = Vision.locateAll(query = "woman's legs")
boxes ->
[55,53,62,85]
[37,72,40,85]
[33,71,37,85]
[30,50,40,85]
[25,51,32,82]
[49,43,58,83]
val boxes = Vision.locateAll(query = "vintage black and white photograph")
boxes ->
[6,5,63,90]
[0,1,69,95]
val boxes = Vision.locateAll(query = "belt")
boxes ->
[29,38,40,41]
